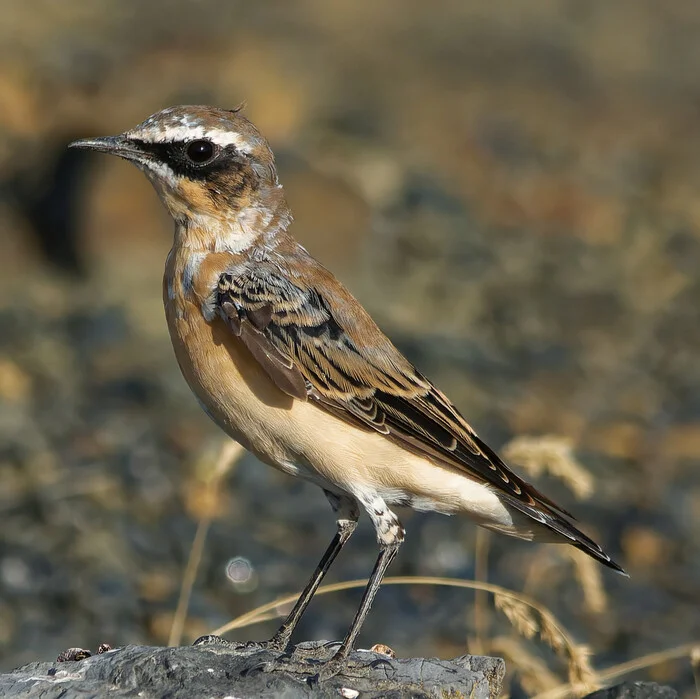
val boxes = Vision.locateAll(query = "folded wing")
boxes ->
[215,259,624,573]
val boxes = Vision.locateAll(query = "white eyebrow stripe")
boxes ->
[127,125,254,152]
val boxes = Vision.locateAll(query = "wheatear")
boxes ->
[71,106,624,676]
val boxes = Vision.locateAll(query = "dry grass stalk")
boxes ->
[495,595,539,640]
[533,643,700,699]
[502,436,594,500]
[564,548,608,615]
[168,440,245,647]
[494,593,599,695]
[471,528,490,656]
[490,636,562,695]
[211,576,574,639]
[567,644,599,696]
[691,646,700,699]
[522,548,559,597]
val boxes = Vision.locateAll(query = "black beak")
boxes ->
[69,135,146,162]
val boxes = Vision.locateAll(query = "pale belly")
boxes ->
[166,306,521,534]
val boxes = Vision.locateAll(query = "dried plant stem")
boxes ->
[691,647,700,699]
[168,513,212,647]
[564,549,608,615]
[168,441,244,647]
[471,528,490,656]
[491,635,562,695]
[522,548,557,598]
[211,576,563,636]
[533,643,699,699]
[502,435,594,500]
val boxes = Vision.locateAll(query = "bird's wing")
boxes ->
[216,261,568,509]
[215,261,623,572]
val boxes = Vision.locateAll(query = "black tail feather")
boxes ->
[501,492,627,576]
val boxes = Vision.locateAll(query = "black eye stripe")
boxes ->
[130,139,177,161]
[129,139,245,179]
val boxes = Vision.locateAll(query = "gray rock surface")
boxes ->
[585,682,680,699]
[0,642,505,699]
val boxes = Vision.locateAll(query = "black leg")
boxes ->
[331,540,400,661]
[257,537,403,680]
[196,491,359,653]
[248,496,404,680]
[267,492,359,650]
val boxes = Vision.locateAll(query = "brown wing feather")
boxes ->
[219,296,307,401]
[215,261,570,518]
[213,249,626,574]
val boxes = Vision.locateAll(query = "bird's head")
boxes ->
[70,105,290,250]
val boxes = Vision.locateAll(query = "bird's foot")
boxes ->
[241,648,350,684]
[290,640,342,660]
[193,634,287,653]
[312,656,349,682]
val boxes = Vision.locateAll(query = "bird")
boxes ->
[70,105,625,677]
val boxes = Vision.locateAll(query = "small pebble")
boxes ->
[57,648,91,662]
[370,643,396,658]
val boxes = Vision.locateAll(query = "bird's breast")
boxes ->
[163,268,301,462]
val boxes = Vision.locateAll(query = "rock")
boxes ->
[585,681,679,699]
[0,642,505,699]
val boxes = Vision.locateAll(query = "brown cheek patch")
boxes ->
[178,179,219,216]
[207,166,257,209]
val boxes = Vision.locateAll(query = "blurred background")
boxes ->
[1,0,699,695]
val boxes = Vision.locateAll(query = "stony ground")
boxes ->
[0,642,506,698]
[1,1,699,696]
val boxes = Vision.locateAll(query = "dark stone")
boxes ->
[0,642,505,698]
[584,681,680,699]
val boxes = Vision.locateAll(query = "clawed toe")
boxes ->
[239,661,267,678]
[292,640,341,660]
[193,634,232,647]
[195,635,353,682]
[314,658,348,681]
[239,652,291,677]
[193,635,285,652]
[369,656,394,671]
[250,656,314,678]
[250,654,347,683]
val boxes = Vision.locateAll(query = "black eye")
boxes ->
[185,140,215,164]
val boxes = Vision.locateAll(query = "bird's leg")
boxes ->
[315,498,404,679]
[266,492,359,651]
[262,493,404,681]
[196,491,359,653]
[327,540,400,664]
